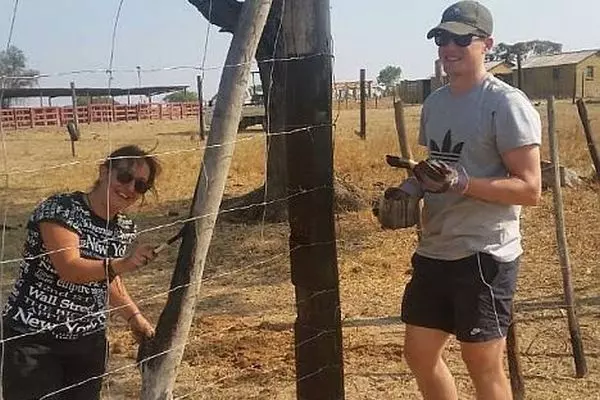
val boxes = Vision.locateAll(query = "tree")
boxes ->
[188,0,289,222]
[377,65,402,95]
[487,40,563,63]
[163,90,198,103]
[0,45,39,107]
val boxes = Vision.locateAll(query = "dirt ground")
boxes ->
[0,100,599,399]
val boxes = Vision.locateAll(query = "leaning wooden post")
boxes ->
[281,0,345,398]
[393,99,422,240]
[359,68,366,140]
[547,95,588,378]
[137,1,272,398]
[575,99,600,181]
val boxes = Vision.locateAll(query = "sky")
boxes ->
[1,0,599,104]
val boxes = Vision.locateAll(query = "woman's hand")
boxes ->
[114,243,157,274]
[128,313,155,343]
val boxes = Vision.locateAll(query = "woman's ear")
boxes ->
[98,165,109,183]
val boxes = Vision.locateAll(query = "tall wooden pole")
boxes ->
[507,52,526,395]
[548,96,588,378]
[137,1,273,398]
[359,68,366,140]
[280,0,345,398]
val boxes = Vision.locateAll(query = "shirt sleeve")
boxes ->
[495,90,542,154]
[29,194,82,236]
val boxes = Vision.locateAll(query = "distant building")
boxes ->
[515,49,600,99]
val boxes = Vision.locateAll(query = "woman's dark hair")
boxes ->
[96,144,162,196]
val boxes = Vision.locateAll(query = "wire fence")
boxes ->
[1,0,600,399]
[0,0,355,398]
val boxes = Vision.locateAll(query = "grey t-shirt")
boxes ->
[417,74,542,262]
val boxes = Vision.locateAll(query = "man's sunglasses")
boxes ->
[115,169,150,194]
[434,32,484,47]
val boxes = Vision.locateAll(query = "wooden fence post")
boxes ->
[70,81,79,129]
[197,75,205,140]
[548,96,588,378]
[576,99,600,181]
[281,1,345,398]
[359,68,366,140]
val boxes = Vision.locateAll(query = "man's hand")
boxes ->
[413,159,470,194]
[374,177,422,230]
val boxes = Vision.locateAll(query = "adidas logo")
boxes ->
[429,130,464,162]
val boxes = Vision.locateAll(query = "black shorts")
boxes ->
[2,324,108,400]
[400,252,519,343]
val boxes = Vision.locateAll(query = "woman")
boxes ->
[2,144,161,400]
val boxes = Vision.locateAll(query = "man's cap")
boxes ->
[427,1,493,39]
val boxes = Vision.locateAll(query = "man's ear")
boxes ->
[484,37,495,53]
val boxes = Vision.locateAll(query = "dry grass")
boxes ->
[0,99,599,399]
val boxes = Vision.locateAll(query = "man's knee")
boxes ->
[404,325,450,371]
[460,338,506,378]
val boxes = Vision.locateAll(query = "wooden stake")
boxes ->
[359,68,366,140]
[575,99,600,181]
[547,95,588,378]
[506,304,525,400]
[393,99,422,240]
[137,1,273,398]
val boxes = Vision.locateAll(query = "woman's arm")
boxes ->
[109,277,155,342]
[40,222,156,284]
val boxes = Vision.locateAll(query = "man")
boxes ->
[398,1,542,399]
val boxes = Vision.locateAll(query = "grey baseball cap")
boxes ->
[427,1,493,39]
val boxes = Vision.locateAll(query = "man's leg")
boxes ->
[461,338,511,400]
[454,253,519,400]
[404,325,457,400]
[401,253,457,400]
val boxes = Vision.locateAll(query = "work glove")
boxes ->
[413,159,469,194]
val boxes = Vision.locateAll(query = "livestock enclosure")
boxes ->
[0,101,598,399]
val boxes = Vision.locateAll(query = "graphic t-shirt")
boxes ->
[417,74,542,262]
[3,191,136,340]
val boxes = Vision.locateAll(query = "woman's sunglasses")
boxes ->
[434,32,483,48]
[115,169,150,194]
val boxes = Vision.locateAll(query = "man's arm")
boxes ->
[465,144,541,206]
